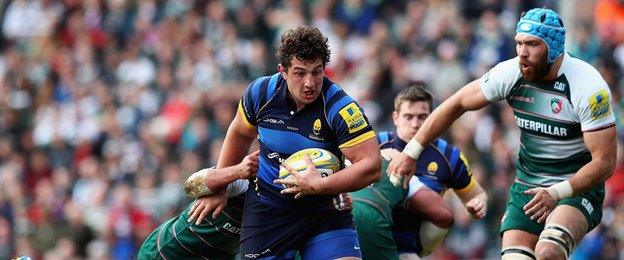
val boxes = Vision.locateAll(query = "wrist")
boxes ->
[403,139,424,160]
[546,180,573,200]
[185,168,213,198]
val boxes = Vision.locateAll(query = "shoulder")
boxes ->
[563,55,610,105]
[430,139,465,163]
[245,73,283,102]
[563,55,608,92]
[377,131,395,147]
[322,77,359,121]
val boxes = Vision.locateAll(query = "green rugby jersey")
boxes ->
[350,160,408,220]
[138,183,247,259]
[480,53,615,187]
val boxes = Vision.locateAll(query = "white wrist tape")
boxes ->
[184,168,214,198]
[547,180,573,200]
[389,174,403,187]
[403,139,424,160]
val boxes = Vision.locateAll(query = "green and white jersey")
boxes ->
[138,179,248,259]
[480,53,615,187]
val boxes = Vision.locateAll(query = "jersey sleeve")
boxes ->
[239,78,261,128]
[239,75,280,128]
[226,179,249,197]
[480,58,522,102]
[573,80,616,131]
[449,151,473,190]
[326,90,376,148]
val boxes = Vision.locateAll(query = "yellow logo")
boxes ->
[338,102,368,134]
[313,119,322,135]
[588,89,611,120]
[427,162,438,174]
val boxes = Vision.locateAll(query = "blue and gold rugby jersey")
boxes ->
[378,131,473,194]
[238,73,376,209]
[379,131,477,253]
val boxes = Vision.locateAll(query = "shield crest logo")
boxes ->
[550,98,563,114]
[313,119,322,135]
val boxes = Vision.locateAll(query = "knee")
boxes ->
[535,243,565,260]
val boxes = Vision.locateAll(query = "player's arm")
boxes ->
[277,138,381,197]
[546,126,616,197]
[185,150,259,198]
[387,80,491,186]
[568,127,617,193]
[524,126,616,223]
[316,138,381,194]
[453,177,488,219]
[217,106,258,169]
[406,186,454,229]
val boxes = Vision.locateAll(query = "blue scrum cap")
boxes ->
[515,8,565,64]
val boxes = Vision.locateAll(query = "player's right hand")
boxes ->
[466,197,487,219]
[188,190,228,225]
[235,150,260,179]
[386,152,417,188]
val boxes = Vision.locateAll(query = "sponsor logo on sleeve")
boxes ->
[588,89,611,119]
[339,102,368,134]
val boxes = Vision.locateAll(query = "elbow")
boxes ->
[431,205,454,229]
[368,155,382,183]
[604,158,617,181]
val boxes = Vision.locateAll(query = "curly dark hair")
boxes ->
[276,25,331,70]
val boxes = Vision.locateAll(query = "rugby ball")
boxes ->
[278,148,341,187]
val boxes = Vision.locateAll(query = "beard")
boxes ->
[519,53,550,82]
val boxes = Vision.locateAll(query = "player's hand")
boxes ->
[380,148,401,161]
[274,155,321,199]
[333,193,353,211]
[386,152,417,188]
[523,188,557,223]
[466,197,487,219]
[187,190,228,225]
[235,150,260,179]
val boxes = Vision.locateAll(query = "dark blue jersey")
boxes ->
[378,131,472,194]
[238,73,376,210]
[378,131,476,253]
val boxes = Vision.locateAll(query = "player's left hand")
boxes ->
[188,190,228,225]
[274,155,321,199]
[523,187,557,223]
[466,197,487,219]
[333,193,353,211]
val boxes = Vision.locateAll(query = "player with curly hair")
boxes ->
[198,25,381,259]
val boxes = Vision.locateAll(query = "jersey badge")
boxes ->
[339,102,368,133]
[427,162,438,175]
[309,118,325,141]
[588,89,611,119]
[313,119,322,135]
[550,98,563,114]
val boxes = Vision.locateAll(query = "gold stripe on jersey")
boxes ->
[339,130,376,148]
[238,101,256,129]
[454,176,478,196]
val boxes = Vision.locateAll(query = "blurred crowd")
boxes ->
[1,0,624,259]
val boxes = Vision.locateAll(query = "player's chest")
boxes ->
[507,83,576,121]
[256,104,333,142]
[415,156,451,183]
